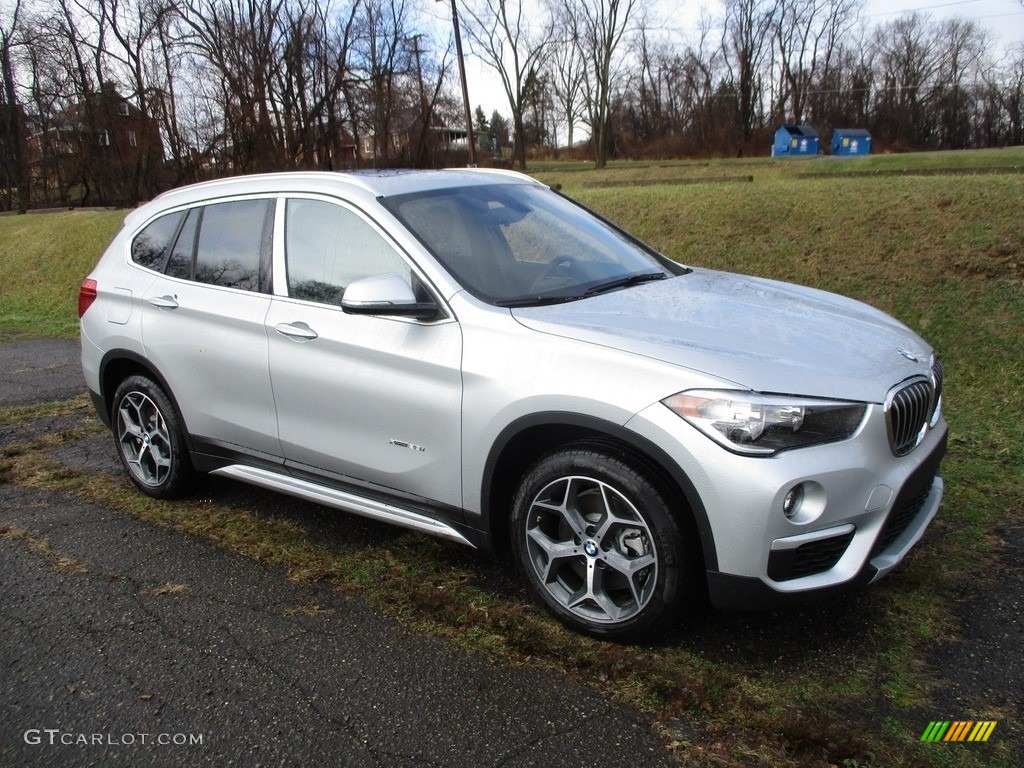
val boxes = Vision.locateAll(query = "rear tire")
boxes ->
[511,446,695,641]
[112,375,198,498]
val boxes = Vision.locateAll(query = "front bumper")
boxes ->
[708,429,946,611]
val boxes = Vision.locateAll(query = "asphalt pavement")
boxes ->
[0,338,83,406]
[0,339,676,768]
[2,338,1020,764]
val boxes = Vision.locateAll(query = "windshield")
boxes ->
[382,183,682,306]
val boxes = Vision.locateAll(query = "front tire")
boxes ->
[511,446,694,641]
[112,375,198,498]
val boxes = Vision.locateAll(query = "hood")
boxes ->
[511,270,934,403]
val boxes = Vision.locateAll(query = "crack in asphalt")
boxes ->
[493,704,622,766]
[217,622,382,760]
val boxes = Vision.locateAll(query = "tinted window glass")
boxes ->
[132,211,184,270]
[285,199,411,304]
[165,208,198,281]
[195,199,271,292]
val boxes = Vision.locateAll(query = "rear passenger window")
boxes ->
[131,211,184,270]
[195,199,272,292]
[285,198,410,304]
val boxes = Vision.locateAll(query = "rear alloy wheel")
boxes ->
[511,447,692,641]
[112,375,197,498]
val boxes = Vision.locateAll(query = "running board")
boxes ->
[210,464,474,547]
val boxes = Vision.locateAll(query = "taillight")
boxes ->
[78,279,98,318]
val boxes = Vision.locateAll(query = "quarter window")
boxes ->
[131,211,184,270]
[164,208,198,281]
[284,199,411,305]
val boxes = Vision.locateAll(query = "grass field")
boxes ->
[1,149,1022,766]
[0,209,124,338]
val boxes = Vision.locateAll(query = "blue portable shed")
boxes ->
[771,125,819,157]
[831,128,872,156]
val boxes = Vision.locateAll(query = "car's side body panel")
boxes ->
[266,297,465,509]
[140,277,279,457]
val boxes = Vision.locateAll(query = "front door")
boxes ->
[266,196,463,509]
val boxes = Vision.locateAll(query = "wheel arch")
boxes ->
[480,412,718,571]
[97,350,196,453]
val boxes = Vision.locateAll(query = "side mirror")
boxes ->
[341,273,441,320]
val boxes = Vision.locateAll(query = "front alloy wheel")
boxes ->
[524,475,657,624]
[512,447,692,640]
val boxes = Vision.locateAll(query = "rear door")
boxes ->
[265,195,463,509]
[140,197,281,458]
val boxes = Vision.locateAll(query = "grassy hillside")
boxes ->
[0,210,125,339]
[1,151,1022,765]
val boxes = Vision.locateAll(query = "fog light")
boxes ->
[783,484,805,519]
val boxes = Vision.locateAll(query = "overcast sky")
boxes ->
[663,0,1024,54]
[863,0,1023,46]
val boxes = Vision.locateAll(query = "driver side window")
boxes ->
[284,198,411,305]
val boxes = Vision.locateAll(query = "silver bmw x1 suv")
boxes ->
[80,169,946,640]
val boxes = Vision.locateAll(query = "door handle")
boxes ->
[147,295,179,310]
[274,321,319,341]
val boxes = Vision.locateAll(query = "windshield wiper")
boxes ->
[496,272,669,308]
[583,271,668,297]
[494,295,583,308]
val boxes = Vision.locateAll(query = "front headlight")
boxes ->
[662,390,867,456]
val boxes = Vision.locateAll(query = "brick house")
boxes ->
[27,82,165,205]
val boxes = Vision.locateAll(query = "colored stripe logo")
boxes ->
[920,721,997,742]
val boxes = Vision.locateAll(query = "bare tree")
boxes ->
[658,11,731,154]
[83,0,178,200]
[543,17,585,149]
[558,0,645,168]
[871,13,940,149]
[273,0,363,169]
[349,0,422,166]
[179,0,291,173]
[989,46,1024,146]
[48,0,111,203]
[722,0,775,149]
[462,0,553,169]
[624,28,666,146]
[931,17,987,149]
[149,3,196,184]
[772,0,861,124]
[806,31,874,135]
[16,13,68,204]
[1,0,26,210]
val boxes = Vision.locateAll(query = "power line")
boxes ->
[868,0,985,17]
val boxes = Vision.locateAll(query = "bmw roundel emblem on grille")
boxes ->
[897,348,919,362]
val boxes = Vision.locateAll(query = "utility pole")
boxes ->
[441,0,478,166]
[409,33,432,168]
[409,34,427,114]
